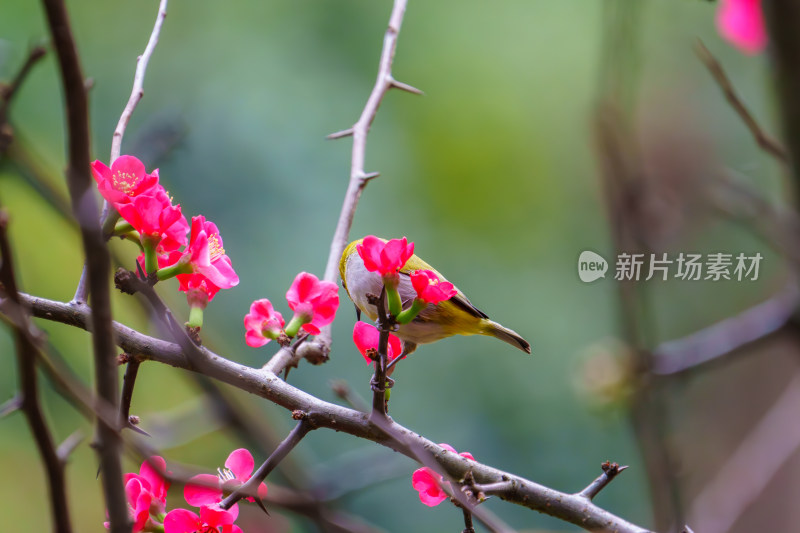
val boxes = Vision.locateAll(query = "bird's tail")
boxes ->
[483,320,531,354]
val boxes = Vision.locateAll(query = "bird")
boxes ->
[339,237,531,356]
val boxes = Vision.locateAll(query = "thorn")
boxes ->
[254,497,270,516]
[0,395,21,418]
[359,172,380,184]
[389,77,424,95]
[326,128,354,140]
[126,423,151,437]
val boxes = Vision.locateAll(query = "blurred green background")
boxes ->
[0,0,790,532]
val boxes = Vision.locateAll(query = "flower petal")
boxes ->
[164,508,202,533]
[225,449,255,480]
[184,474,222,506]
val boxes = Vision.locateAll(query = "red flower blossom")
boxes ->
[352,322,403,364]
[356,235,414,277]
[105,456,170,531]
[176,216,239,289]
[411,444,474,507]
[285,272,339,335]
[244,299,285,347]
[179,273,221,305]
[116,187,187,245]
[410,269,457,304]
[163,505,242,533]
[91,155,159,205]
[218,448,268,503]
[717,0,766,54]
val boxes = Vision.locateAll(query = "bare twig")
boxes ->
[688,373,800,533]
[0,394,22,418]
[57,431,85,463]
[695,39,788,164]
[0,210,73,533]
[40,0,127,528]
[652,282,800,375]
[74,0,169,303]
[16,291,652,533]
[577,461,629,501]
[0,45,47,117]
[371,289,391,419]
[761,1,800,195]
[220,417,315,509]
[0,45,47,156]
[318,0,417,353]
[461,507,475,533]
[110,0,168,163]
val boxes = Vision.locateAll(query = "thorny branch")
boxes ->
[220,417,315,510]
[314,0,419,359]
[0,210,73,533]
[14,291,653,533]
[694,39,788,165]
[0,45,47,156]
[74,0,169,303]
[39,0,127,529]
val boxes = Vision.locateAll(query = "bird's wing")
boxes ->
[400,254,489,319]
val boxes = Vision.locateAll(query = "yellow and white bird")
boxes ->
[339,238,531,356]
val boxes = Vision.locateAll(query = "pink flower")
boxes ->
[91,155,159,205]
[116,187,188,244]
[356,236,414,277]
[218,449,268,503]
[244,299,285,347]
[411,444,474,507]
[184,474,223,508]
[717,0,767,54]
[105,456,170,531]
[163,505,242,533]
[410,269,457,304]
[178,273,221,305]
[285,272,339,335]
[353,322,403,364]
[131,456,170,513]
[176,216,239,289]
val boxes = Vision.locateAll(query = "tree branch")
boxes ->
[220,417,314,509]
[688,373,800,533]
[74,0,169,303]
[15,292,652,533]
[694,39,788,164]
[316,0,417,355]
[0,210,73,533]
[578,461,629,501]
[39,0,127,529]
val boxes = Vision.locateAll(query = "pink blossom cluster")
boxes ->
[244,272,339,347]
[92,156,239,313]
[108,450,266,533]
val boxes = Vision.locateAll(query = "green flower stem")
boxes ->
[385,285,403,318]
[284,313,310,338]
[142,239,159,275]
[113,220,135,235]
[188,305,204,328]
[395,298,427,324]
[121,231,144,250]
[156,261,192,281]
[101,210,121,237]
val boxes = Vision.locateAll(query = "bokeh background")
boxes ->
[1,1,795,531]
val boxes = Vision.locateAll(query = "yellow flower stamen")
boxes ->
[208,233,225,262]
[112,171,138,196]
